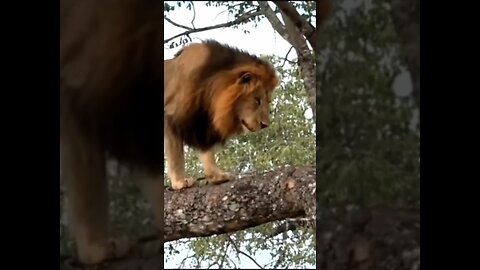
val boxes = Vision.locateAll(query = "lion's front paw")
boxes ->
[171,177,196,190]
[78,236,131,265]
[205,169,233,185]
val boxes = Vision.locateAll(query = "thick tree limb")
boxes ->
[272,1,316,48]
[164,165,316,242]
[282,11,317,121]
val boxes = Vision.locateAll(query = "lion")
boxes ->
[60,0,278,265]
[164,40,279,190]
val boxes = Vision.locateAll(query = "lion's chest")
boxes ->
[166,109,225,151]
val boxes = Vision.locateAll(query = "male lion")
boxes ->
[164,40,279,190]
[60,0,278,265]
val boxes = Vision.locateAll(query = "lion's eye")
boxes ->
[255,98,261,106]
[240,72,252,84]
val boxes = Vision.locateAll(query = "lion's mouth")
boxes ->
[241,120,255,132]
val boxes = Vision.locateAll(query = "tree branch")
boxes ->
[164,16,193,30]
[218,237,230,269]
[164,165,316,242]
[281,46,295,67]
[258,1,317,121]
[227,235,264,269]
[189,1,196,29]
[257,2,289,42]
[273,1,316,48]
[164,10,264,44]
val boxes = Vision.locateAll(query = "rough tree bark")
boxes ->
[273,1,317,48]
[165,165,316,241]
[60,165,316,270]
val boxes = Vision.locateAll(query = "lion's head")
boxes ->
[210,65,279,138]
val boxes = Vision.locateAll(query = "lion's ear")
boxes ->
[239,72,253,84]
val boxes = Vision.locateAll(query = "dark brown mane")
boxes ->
[197,39,273,80]
[166,40,276,151]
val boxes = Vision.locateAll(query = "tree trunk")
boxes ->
[258,1,317,121]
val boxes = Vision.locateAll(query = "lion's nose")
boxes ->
[260,122,269,129]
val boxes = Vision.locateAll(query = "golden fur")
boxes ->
[164,40,279,190]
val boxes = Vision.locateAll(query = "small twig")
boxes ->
[209,262,222,269]
[190,1,196,29]
[272,1,317,48]
[164,17,192,31]
[281,46,295,67]
[164,10,263,44]
[281,58,297,66]
[219,238,231,269]
[213,2,247,21]
[227,235,264,269]
[179,254,196,269]
[228,256,238,269]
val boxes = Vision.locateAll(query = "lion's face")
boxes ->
[234,72,274,134]
[210,64,278,140]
